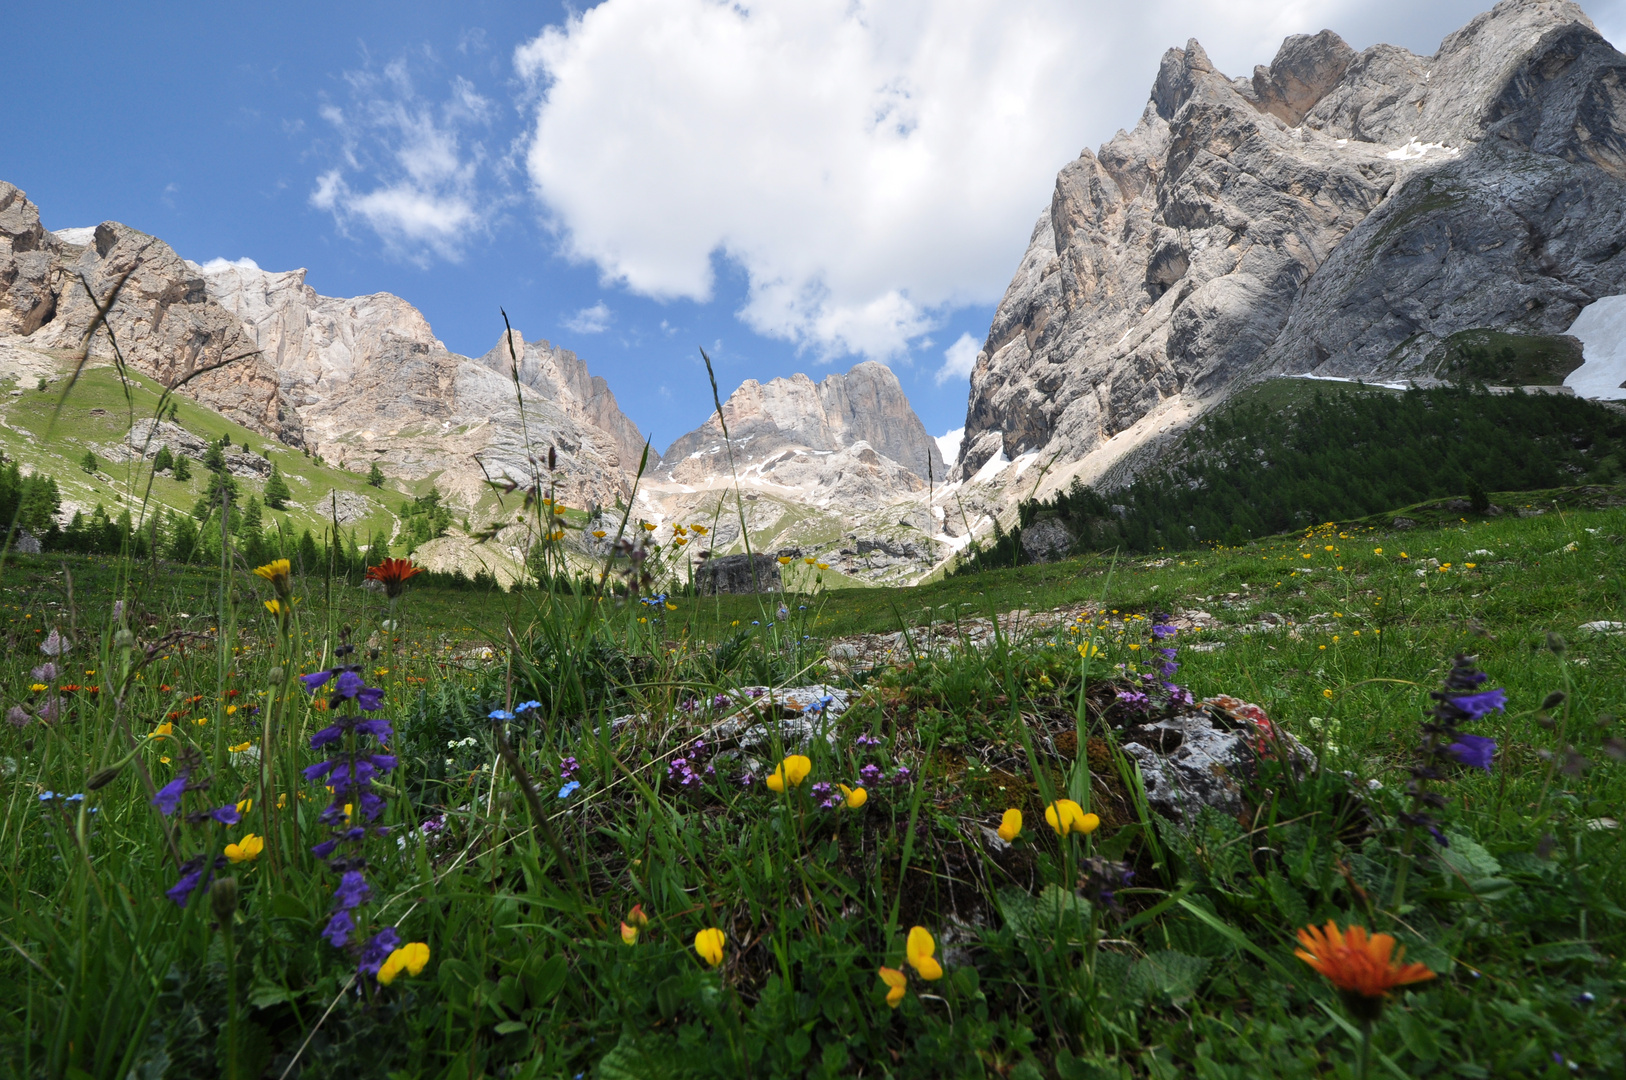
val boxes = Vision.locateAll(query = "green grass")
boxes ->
[1,487,1622,1077]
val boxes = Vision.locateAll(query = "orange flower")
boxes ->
[1295,921,1435,1020]
[878,966,908,1008]
[365,558,425,598]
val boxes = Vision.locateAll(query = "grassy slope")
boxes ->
[1,359,407,543]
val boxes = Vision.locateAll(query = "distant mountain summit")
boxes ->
[956,0,1626,507]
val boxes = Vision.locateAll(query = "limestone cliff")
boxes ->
[0,183,299,442]
[661,361,944,489]
[957,0,1626,497]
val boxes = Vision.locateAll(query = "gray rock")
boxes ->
[1121,702,1312,821]
[1020,517,1074,562]
[954,1,1626,504]
[1392,516,1418,530]
[694,553,782,594]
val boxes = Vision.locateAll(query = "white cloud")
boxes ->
[935,331,980,386]
[310,60,495,264]
[936,427,964,465]
[513,0,1494,361]
[565,301,613,334]
[198,257,262,273]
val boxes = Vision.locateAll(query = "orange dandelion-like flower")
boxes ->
[1295,921,1435,1020]
[365,558,424,598]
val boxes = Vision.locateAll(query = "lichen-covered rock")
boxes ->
[694,553,782,594]
[1120,697,1312,821]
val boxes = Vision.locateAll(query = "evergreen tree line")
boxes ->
[957,385,1626,572]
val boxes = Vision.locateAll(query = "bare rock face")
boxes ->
[197,260,633,516]
[0,191,299,443]
[956,0,1626,492]
[662,361,944,486]
[695,553,782,595]
[477,330,653,473]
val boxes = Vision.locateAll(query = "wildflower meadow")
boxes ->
[2,418,1624,1078]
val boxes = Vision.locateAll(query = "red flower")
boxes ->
[365,558,425,598]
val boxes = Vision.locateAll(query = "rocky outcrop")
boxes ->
[957,0,1626,493]
[196,260,634,515]
[477,330,652,472]
[662,362,943,486]
[694,553,782,595]
[0,185,300,443]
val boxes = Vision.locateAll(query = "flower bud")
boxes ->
[86,766,121,790]
[1546,632,1566,655]
[210,876,240,925]
[1539,690,1567,711]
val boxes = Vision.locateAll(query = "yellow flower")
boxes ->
[997,808,1022,842]
[691,525,708,536]
[905,926,943,980]
[816,563,829,570]
[777,556,792,565]
[1399,552,1408,559]
[665,602,677,611]
[879,966,908,1008]
[378,942,431,986]
[1077,641,1099,658]
[1128,643,1140,651]
[226,704,238,715]
[224,833,264,863]
[264,599,287,615]
[1322,689,1334,699]
[620,903,649,945]
[252,559,292,589]
[673,537,688,546]
[1044,799,1098,837]
[1301,552,1312,559]
[694,927,725,967]
[29,682,46,693]
[550,530,565,541]
[640,522,656,531]
[592,530,607,539]
[1324,545,1335,552]
[840,784,867,809]
[765,754,812,791]
[1374,547,1383,555]
[804,557,816,565]
[194,716,208,726]
[229,740,254,752]
[236,798,253,814]
[673,524,687,535]
[1465,562,1476,569]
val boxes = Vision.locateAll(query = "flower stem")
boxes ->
[1357,1017,1372,1080]
[1389,826,1415,911]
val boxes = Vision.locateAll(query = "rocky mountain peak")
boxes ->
[954,0,1626,530]
[477,330,652,473]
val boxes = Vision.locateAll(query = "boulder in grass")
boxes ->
[1120,696,1313,822]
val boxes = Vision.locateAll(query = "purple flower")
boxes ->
[354,718,394,742]
[359,926,402,976]
[333,871,371,910]
[738,771,756,787]
[209,804,241,825]
[322,909,356,948]
[40,629,68,656]
[1151,623,1177,640]
[301,669,338,692]
[1115,689,1151,712]
[303,760,336,783]
[854,733,882,749]
[311,839,339,859]
[713,693,733,708]
[891,766,913,786]
[335,671,365,699]
[1445,688,1507,722]
[7,705,30,728]
[165,858,206,904]
[151,772,190,816]
[1447,734,1496,772]
[810,781,840,808]
[310,724,345,748]
[559,756,579,780]
[30,663,56,681]
[356,686,385,711]
[859,763,883,786]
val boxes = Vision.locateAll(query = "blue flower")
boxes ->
[37,791,56,802]
[333,870,372,910]
[322,909,355,948]
[489,708,516,721]
[1445,688,1507,722]
[558,780,581,799]
[359,926,401,976]
[1447,734,1496,772]
[514,700,542,713]
[151,772,189,816]
[209,803,242,825]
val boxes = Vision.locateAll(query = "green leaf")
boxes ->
[596,1033,685,1080]
[1524,940,1601,964]
[1126,950,1209,1005]
[1439,833,1501,878]
[524,953,568,1006]
[267,893,312,923]
[246,979,296,1009]
[493,1020,528,1036]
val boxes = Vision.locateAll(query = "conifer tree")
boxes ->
[172,454,192,482]
[264,463,291,509]
[153,445,174,472]
[366,460,386,488]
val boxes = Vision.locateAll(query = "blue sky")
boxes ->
[10,1,1622,453]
